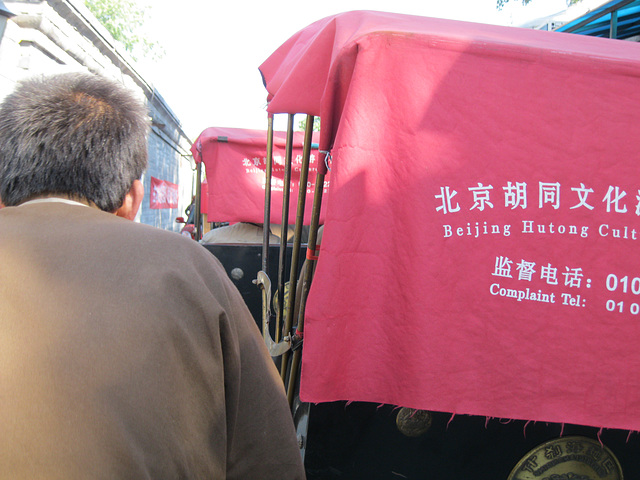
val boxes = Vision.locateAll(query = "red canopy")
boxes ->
[260,11,640,431]
[191,127,324,224]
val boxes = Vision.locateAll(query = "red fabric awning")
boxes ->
[260,11,640,431]
[191,127,325,224]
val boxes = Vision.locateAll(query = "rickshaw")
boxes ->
[254,10,640,479]
[190,126,323,327]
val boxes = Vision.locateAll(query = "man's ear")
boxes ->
[115,179,144,220]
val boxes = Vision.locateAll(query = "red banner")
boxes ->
[191,127,326,224]
[149,176,179,209]
[260,11,640,431]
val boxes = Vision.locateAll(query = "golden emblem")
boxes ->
[395,407,432,437]
[508,436,623,480]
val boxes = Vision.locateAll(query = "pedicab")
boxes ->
[190,126,323,327]
[256,10,640,479]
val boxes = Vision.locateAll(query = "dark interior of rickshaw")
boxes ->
[303,401,639,479]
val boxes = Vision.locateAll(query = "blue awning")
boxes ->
[555,0,640,39]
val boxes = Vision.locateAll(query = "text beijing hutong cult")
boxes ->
[436,181,638,240]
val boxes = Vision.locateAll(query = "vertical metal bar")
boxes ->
[287,349,303,407]
[295,172,325,329]
[276,114,295,346]
[284,115,314,327]
[286,169,326,406]
[194,160,202,241]
[281,115,314,387]
[262,115,275,273]
[610,9,618,38]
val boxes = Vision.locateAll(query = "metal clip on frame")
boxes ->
[257,114,292,357]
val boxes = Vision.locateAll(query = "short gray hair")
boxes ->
[0,72,150,211]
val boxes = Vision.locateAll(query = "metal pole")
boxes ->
[286,169,326,406]
[194,160,202,241]
[276,113,295,348]
[610,9,618,38]
[262,115,275,272]
[283,115,315,336]
[281,115,315,390]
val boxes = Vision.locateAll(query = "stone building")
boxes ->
[0,0,194,231]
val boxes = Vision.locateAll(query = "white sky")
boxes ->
[137,0,575,140]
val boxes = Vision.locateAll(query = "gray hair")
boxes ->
[0,72,150,211]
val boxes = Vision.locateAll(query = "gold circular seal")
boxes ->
[508,436,623,480]
[395,407,432,437]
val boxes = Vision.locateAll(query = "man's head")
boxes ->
[0,72,150,214]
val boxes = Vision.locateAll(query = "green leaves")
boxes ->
[84,0,163,61]
[297,117,321,132]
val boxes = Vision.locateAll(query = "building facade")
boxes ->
[0,0,194,231]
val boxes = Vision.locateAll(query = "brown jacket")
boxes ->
[0,201,305,479]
